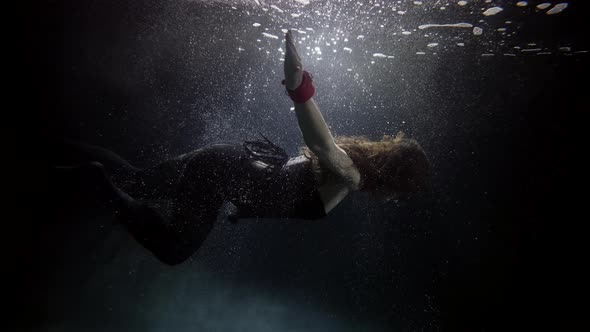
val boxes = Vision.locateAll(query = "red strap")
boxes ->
[281,71,315,103]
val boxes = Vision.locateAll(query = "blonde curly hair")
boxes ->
[300,132,431,196]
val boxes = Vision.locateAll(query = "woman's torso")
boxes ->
[234,154,327,220]
[126,142,328,220]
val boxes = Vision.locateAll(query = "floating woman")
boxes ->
[56,30,431,265]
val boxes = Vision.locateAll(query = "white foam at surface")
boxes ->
[294,0,310,5]
[414,1,423,5]
[253,23,261,27]
[402,31,412,35]
[306,28,314,31]
[516,1,528,7]
[457,43,465,46]
[270,5,284,13]
[473,27,483,35]
[559,47,571,52]
[482,53,494,56]
[418,23,473,29]
[536,3,551,10]
[291,13,300,18]
[547,3,568,15]
[521,48,542,52]
[427,43,438,47]
[498,28,507,31]
[483,7,503,16]
[357,35,365,39]
[373,53,387,58]
[458,1,467,6]
[343,47,352,52]
[262,33,279,39]
[281,29,288,33]
[387,56,394,58]
[416,52,426,55]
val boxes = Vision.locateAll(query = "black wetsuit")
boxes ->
[56,138,326,265]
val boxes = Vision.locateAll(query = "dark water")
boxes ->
[18,0,587,330]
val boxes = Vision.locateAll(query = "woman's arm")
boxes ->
[293,98,358,184]
[284,31,360,188]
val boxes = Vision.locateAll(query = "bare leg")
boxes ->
[56,139,141,179]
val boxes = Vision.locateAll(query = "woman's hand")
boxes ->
[284,30,304,90]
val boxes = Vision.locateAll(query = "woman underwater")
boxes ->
[57,30,431,265]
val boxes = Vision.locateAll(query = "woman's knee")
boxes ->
[154,247,195,266]
[129,229,204,266]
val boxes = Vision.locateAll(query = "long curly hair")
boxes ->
[300,132,431,196]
